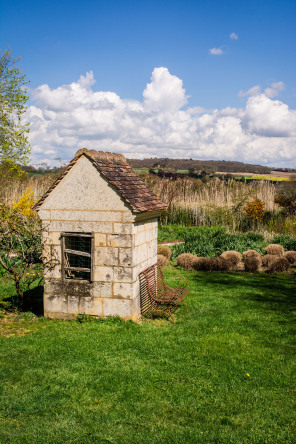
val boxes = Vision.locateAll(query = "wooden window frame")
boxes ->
[61,232,94,282]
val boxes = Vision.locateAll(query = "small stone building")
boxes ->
[34,149,166,320]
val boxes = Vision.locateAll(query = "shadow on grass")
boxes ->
[1,286,44,316]
[190,271,296,313]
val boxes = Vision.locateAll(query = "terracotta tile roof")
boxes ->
[33,149,167,214]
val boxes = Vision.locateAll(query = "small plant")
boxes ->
[176,253,198,270]
[284,251,296,264]
[268,257,290,273]
[244,256,261,272]
[265,244,285,256]
[157,254,169,268]
[157,245,172,260]
[220,251,242,267]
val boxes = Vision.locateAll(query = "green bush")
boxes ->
[171,226,267,259]
[272,234,296,251]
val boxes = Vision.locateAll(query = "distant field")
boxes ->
[217,171,296,181]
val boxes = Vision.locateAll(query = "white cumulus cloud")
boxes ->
[26,68,296,167]
[230,32,238,40]
[209,47,224,55]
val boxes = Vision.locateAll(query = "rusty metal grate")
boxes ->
[139,263,157,315]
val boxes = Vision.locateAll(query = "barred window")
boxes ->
[61,232,94,281]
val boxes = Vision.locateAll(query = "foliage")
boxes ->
[12,187,36,217]
[171,226,267,259]
[0,202,42,298]
[244,197,265,222]
[272,234,296,251]
[0,49,30,174]
[275,181,296,215]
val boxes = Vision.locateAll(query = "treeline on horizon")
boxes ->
[22,158,296,175]
[127,157,274,174]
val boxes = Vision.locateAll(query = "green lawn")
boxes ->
[0,269,296,443]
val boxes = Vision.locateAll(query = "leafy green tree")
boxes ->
[0,48,30,175]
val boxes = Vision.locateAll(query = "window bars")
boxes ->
[61,232,94,281]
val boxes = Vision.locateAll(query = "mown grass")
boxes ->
[0,270,296,443]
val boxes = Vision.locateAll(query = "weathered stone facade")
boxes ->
[35,152,165,320]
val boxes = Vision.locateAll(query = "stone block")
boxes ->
[43,231,61,246]
[79,297,103,316]
[122,211,135,223]
[50,210,122,222]
[119,248,133,267]
[95,247,118,266]
[103,298,133,318]
[108,234,132,248]
[113,266,135,283]
[134,231,146,246]
[113,223,133,234]
[94,266,114,282]
[47,221,113,233]
[94,233,107,247]
[113,282,134,299]
[44,293,67,314]
[38,209,51,220]
[91,282,113,298]
[68,295,79,314]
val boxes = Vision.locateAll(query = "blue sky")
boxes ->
[1,0,296,166]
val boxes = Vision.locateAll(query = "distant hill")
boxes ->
[127,158,272,174]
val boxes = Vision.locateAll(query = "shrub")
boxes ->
[193,256,231,272]
[176,253,198,270]
[157,254,168,268]
[244,197,265,222]
[157,245,172,260]
[262,254,277,268]
[220,251,242,267]
[272,234,296,251]
[265,244,285,256]
[243,250,261,260]
[284,251,296,265]
[268,257,290,273]
[244,256,261,272]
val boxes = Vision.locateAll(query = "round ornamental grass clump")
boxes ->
[244,256,261,273]
[265,244,285,256]
[176,253,199,270]
[262,254,277,268]
[193,257,231,272]
[220,251,242,268]
[157,254,169,268]
[243,250,261,260]
[284,251,296,265]
[268,257,290,273]
[157,245,172,260]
